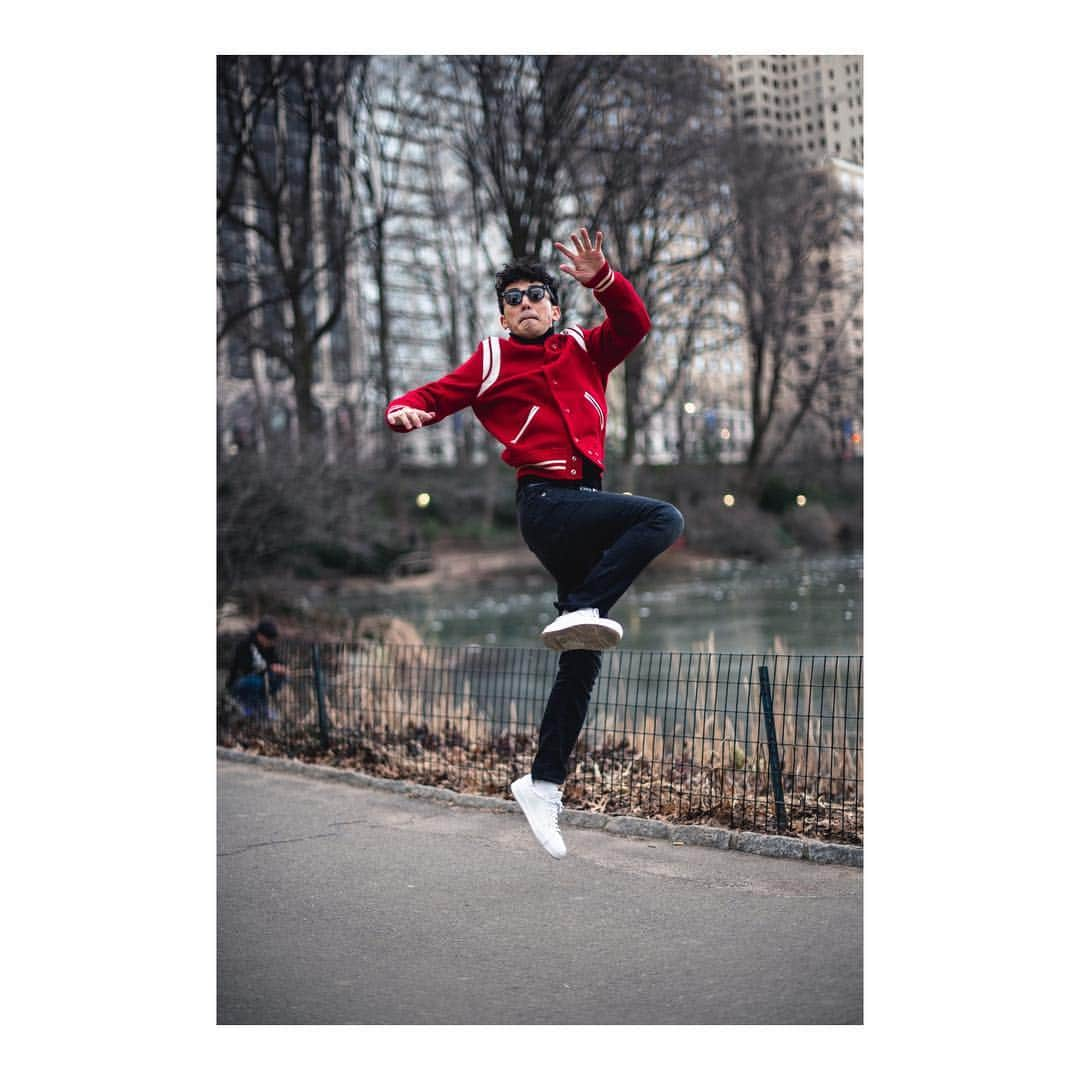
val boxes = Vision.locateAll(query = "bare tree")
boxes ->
[349,56,425,471]
[580,56,732,464]
[217,55,369,453]
[715,137,862,475]
[442,56,627,259]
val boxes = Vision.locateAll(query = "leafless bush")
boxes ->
[689,501,787,561]
[782,504,838,551]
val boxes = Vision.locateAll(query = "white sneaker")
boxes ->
[541,608,623,652]
[510,775,567,859]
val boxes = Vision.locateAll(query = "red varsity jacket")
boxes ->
[385,261,649,481]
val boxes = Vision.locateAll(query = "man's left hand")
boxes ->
[555,227,606,284]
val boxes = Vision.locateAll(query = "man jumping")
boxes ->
[386,227,683,858]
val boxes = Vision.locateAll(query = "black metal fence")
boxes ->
[218,636,863,844]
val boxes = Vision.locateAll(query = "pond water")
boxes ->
[343,551,863,657]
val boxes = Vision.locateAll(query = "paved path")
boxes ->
[218,758,862,1024]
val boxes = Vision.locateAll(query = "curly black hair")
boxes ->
[494,259,559,312]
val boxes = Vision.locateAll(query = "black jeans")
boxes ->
[515,480,684,784]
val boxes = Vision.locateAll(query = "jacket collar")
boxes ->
[508,327,556,346]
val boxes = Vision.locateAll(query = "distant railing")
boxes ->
[218,637,863,844]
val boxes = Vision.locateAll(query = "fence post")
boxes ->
[758,665,789,832]
[312,643,331,751]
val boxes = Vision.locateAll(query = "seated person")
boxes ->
[227,618,287,717]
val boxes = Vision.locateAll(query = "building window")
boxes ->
[226,334,252,380]
[266,356,290,382]
[268,401,291,438]
[331,326,351,384]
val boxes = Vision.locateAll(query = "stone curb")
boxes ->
[217,748,862,868]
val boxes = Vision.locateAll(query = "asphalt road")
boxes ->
[218,759,862,1024]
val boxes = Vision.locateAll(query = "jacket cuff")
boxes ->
[583,261,616,294]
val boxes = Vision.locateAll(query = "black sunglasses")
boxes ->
[501,285,551,307]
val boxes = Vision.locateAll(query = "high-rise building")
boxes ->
[716,54,863,165]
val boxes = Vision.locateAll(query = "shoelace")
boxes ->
[547,800,563,835]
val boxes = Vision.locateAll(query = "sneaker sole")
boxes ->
[510,777,567,859]
[541,622,622,652]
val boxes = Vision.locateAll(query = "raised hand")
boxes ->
[554,227,606,284]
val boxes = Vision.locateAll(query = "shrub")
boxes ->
[758,475,800,514]
[831,505,863,549]
[688,501,786,561]
[781,504,838,551]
